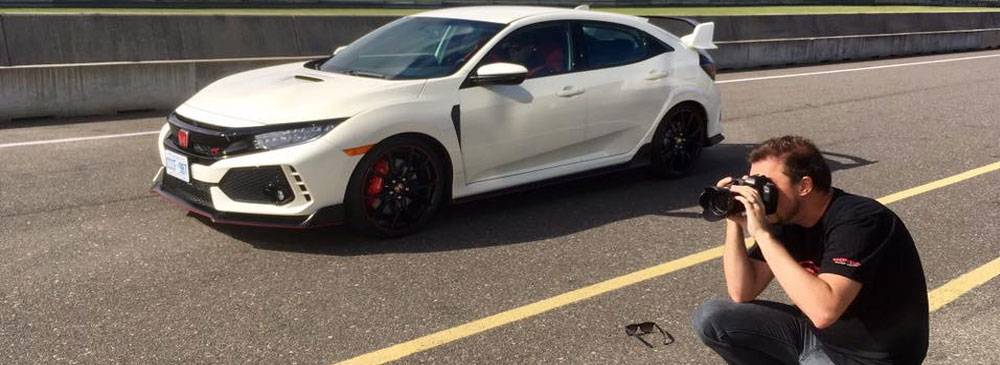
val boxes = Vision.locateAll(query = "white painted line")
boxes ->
[717,52,1000,84]
[5,51,1000,150]
[0,131,160,149]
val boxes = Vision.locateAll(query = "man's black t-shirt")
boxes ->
[748,189,928,364]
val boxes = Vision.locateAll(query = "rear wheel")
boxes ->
[650,104,706,178]
[345,136,446,238]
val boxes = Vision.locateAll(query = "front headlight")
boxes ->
[252,121,341,151]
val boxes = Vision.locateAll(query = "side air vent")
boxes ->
[287,166,312,202]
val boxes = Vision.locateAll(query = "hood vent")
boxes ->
[294,75,324,82]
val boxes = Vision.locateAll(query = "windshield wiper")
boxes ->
[346,70,386,79]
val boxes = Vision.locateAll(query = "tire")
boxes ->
[344,135,447,238]
[650,103,706,178]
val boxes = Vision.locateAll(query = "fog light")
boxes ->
[263,182,293,205]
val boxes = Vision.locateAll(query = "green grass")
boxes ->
[2,5,999,16]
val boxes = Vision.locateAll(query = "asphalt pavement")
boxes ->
[1,50,999,364]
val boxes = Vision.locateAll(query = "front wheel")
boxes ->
[345,136,446,238]
[650,104,706,178]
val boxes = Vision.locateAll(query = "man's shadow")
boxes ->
[205,143,875,255]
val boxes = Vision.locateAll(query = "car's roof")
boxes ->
[412,6,590,24]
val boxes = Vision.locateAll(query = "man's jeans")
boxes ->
[692,299,835,365]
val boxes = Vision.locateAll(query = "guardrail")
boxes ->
[3,12,1000,122]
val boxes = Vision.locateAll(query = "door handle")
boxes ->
[556,86,585,97]
[645,70,669,80]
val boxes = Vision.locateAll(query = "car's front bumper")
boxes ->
[151,167,344,228]
[150,117,359,228]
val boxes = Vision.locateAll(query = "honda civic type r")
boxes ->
[151,6,724,237]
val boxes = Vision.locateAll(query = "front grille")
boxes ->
[165,114,256,159]
[164,113,344,161]
[218,166,293,205]
[161,174,213,209]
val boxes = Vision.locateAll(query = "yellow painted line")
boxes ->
[337,246,726,365]
[335,160,1000,365]
[928,256,1000,312]
[876,161,1000,205]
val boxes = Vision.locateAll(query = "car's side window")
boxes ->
[481,22,572,79]
[577,22,672,70]
[645,33,674,57]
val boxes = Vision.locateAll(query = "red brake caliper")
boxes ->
[365,159,390,208]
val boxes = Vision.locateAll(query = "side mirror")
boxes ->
[333,46,348,56]
[470,63,529,86]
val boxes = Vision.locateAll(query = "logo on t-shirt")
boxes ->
[832,257,862,268]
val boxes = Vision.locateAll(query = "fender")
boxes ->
[639,86,714,147]
[326,98,468,199]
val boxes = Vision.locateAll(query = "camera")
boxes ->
[698,175,778,221]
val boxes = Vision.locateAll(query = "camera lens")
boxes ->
[709,193,733,216]
[699,175,778,221]
[699,187,740,221]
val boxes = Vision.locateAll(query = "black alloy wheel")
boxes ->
[650,104,706,178]
[345,136,446,238]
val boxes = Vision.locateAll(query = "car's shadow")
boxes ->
[205,143,875,255]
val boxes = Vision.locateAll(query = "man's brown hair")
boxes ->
[748,136,831,193]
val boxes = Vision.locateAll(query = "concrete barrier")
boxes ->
[4,0,1000,6]
[292,15,396,55]
[0,16,9,67]
[0,58,313,121]
[3,14,181,65]
[0,14,396,66]
[673,13,1000,41]
[178,15,300,59]
[711,29,1000,69]
[1,14,321,65]
[6,12,1000,65]
[4,12,1000,121]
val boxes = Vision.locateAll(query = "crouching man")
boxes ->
[693,136,928,364]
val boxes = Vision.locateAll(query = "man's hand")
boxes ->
[716,177,747,229]
[730,182,770,239]
[717,176,774,302]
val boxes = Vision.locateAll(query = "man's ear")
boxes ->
[799,176,814,197]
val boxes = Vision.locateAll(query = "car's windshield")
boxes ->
[318,17,504,80]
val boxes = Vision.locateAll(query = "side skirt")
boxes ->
[452,144,652,204]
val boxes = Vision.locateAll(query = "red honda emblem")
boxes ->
[178,129,189,149]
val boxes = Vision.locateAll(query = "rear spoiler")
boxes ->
[644,16,718,50]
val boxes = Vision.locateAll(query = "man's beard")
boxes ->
[775,198,801,225]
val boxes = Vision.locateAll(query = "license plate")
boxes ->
[164,150,190,183]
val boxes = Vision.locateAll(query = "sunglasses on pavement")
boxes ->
[625,322,675,348]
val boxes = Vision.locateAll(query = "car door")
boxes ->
[571,21,677,160]
[458,21,589,184]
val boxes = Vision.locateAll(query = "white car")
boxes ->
[152,5,723,237]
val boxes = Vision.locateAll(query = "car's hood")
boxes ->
[177,62,426,127]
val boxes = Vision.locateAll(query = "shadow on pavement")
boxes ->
[207,143,875,255]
